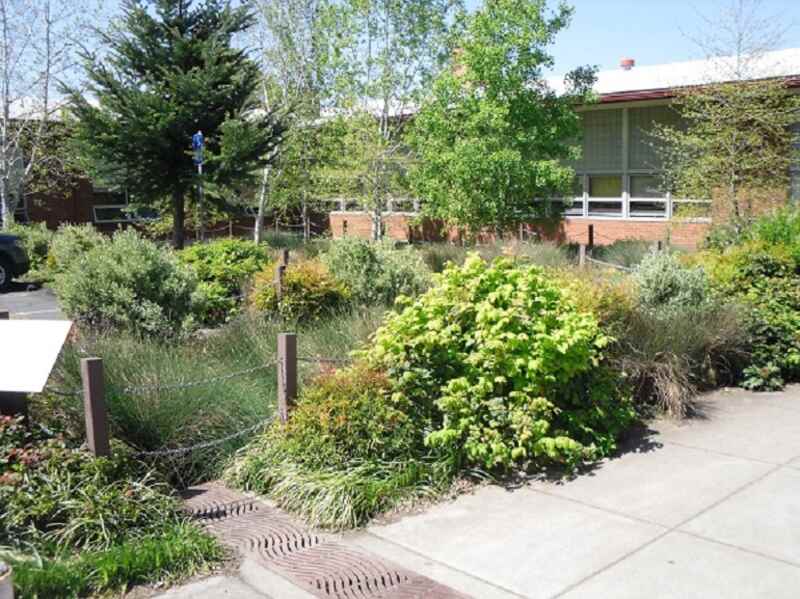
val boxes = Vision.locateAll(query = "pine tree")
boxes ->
[67,0,283,248]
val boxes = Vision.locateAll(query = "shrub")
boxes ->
[249,259,349,321]
[6,222,53,277]
[227,366,453,529]
[418,243,469,273]
[367,255,636,470]
[507,241,573,268]
[321,238,431,305]
[635,251,710,311]
[178,238,269,294]
[53,230,196,337]
[46,223,107,275]
[695,240,800,390]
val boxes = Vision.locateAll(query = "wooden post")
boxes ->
[279,248,290,268]
[657,240,663,252]
[579,244,587,268]
[80,357,110,457]
[275,264,286,302]
[587,224,594,252]
[277,333,297,423]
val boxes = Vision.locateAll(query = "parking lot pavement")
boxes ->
[0,283,64,319]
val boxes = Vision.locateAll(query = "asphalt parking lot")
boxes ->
[0,283,64,319]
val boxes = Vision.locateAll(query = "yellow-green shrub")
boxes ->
[248,259,350,321]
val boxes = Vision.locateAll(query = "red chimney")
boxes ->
[620,58,635,71]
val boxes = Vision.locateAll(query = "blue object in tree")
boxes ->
[192,130,204,165]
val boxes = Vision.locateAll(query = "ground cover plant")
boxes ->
[0,416,221,598]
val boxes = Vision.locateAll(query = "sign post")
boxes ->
[192,130,205,241]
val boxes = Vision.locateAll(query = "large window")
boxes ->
[566,103,709,221]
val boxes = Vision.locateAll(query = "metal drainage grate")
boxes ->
[182,482,469,599]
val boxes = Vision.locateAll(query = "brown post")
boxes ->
[275,264,286,303]
[279,248,290,267]
[80,357,110,457]
[579,244,587,268]
[0,310,8,319]
[587,224,594,252]
[657,240,663,252]
[277,333,297,423]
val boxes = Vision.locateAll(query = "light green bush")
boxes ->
[178,238,269,294]
[248,259,349,321]
[54,230,196,337]
[47,223,108,275]
[635,251,710,311]
[321,238,431,305]
[367,255,635,470]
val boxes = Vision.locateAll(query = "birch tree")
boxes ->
[0,0,82,229]
[329,0,462,240]
[653,0,800,225]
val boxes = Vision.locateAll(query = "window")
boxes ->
[93,205,158,224]
[581,110,623,171]
[628,106,681,171]
[589,175,622,198]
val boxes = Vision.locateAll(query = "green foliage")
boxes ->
[179,238,269,293]
[53,229,196,337]
[227,366,454,529]
[321,238,431,305]
[6,523,220,599]
[46,223,108,275]
[43,309,386,485]
[6,222,53,277]
[653,79,800,223]
[66,0,284,247]
[0,416,187,554]
[634,252,710,311]
[179,238,270,325]
[695,238,800,390]
[594,239,652,269]
[249,259,350,321]
[409,0,595,231]
[367,255,635,470]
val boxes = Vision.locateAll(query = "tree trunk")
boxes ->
[302,201,310,242]
[254,166,270,244]
[172,186,185,249]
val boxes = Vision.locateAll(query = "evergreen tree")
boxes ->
[67,0,283,248]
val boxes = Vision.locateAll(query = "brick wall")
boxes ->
[329,211,710,248]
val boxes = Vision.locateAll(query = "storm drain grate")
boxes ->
[183,482,469,599]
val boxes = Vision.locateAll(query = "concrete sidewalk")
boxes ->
[156,386,800,598]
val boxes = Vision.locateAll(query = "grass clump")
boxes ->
[227,365,454,529]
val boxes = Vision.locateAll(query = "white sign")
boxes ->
[0,320,73,393]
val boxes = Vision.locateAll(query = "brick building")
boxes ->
[329,48,800,248]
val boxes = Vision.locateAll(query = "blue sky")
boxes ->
[533,0,800,76]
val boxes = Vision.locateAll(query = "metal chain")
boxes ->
[585,256,634,273]
[120,361,277,395]
[297,355,352,366]
[133,416,275,459]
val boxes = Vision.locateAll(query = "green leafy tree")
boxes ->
[408,0,595,234]
[66,0,284,248]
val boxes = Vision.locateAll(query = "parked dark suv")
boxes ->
[0,234,29,291]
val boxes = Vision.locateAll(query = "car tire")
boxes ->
[0,257,11,292]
